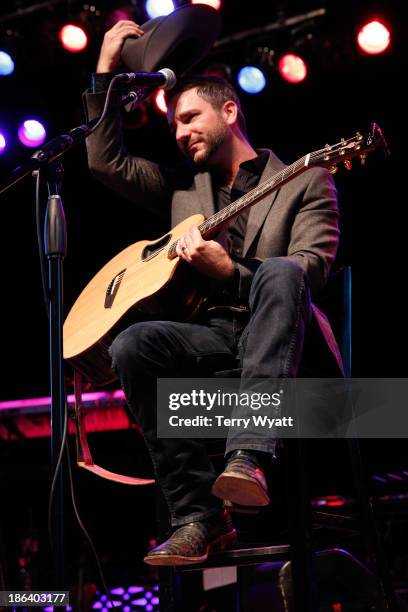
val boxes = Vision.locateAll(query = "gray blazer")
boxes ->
[83,90,343,373]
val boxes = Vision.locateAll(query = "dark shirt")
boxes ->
[212,151,269,259]
[202,151,269,312]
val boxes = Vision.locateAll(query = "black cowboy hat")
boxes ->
[121,4,222,75]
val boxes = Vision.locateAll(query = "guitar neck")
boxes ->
[199,153,312,237]
[166,123,387,258]
[167,152,311,258]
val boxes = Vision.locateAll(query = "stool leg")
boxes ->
[158,567,183,612]
[348,438,400,611]
[284,439,318,611]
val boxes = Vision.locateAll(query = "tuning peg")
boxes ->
[360,154,367,166]
[324,144,331,162]
[344,160,352,171]
[328,165,338,174]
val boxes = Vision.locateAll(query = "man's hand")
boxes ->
[176,225,235,281]
[96,20,144,73]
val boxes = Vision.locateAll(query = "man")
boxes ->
[83,20,341,566]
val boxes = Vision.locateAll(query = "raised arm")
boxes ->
[83,20,172,219]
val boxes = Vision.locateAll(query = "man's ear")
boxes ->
[222,100,238,126]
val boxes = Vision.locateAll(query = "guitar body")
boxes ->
[63,214,206,385]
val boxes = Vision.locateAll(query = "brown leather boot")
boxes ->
[144,509,236,566]
[212,450,270,507]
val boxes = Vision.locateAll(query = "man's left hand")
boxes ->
[176,225,235,281]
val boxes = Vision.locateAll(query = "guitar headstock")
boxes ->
[312,123,389,173]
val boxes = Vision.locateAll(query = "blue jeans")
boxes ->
[110,257,311,526]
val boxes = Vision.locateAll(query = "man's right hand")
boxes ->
[96,20,144,73]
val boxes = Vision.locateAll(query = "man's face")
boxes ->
[167,88,230,166]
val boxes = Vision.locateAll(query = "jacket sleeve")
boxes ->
[286,167,340,294]
[83,89,172,220]
[232,167,339,301]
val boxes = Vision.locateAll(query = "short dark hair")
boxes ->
[166,75,247,136]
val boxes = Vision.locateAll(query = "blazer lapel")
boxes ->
[243,150,285,256]
[194,171,216,219]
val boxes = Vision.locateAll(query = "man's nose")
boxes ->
[176,125,191,146]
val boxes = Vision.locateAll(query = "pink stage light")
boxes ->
[0,132,6,154]
[59,24,88,52]
[0,389,125,412]
[357,20,390,55]
[17,119,46,147]
[191,0,221,9]
[278,54,308,84]
[154,89,167,114]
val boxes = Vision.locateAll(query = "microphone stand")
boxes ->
[0,85,152,590]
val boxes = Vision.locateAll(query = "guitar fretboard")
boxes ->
[167,153,311,258]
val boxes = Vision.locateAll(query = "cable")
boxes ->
[86,76,153,138]
[47,396,69,550]
[33,169,50,319]
[65,437,116,610]
[86,76,125,137]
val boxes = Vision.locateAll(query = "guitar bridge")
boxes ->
[105,269,126,308]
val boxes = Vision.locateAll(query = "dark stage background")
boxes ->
[0,0,406,400]
[0,0,407,604]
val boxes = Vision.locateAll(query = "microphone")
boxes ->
[115,68,177,90]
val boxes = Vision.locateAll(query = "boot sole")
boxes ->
[212,472,270,506]
[143,529,237,566]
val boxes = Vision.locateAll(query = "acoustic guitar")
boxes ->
[63,124,387,385]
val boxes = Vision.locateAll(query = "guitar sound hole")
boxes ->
[142,234,171,260]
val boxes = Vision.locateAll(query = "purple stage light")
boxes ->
[132,598,147,606]
[127,586,144,594]
[18,119,46,147]
[110,588,125,596]
[0,132,6,154]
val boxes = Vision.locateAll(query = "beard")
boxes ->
[189,119,229,167]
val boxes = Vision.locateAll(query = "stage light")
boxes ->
[59,24,88,52]
[0,50,15,76]
[106,7,134,29]
[278,53,307,83]
[0,132,6,154]
[237,66,266,94]
[154,89,168,114]
[145,0,175,19]
[191,0,221,9]
[357,20,390,55]
[18,119,46,147]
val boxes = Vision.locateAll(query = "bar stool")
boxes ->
[155,267,400,612]
[73,267,399,611]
